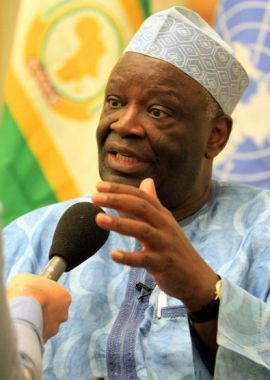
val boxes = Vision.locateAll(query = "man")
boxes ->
[3,6,270,379]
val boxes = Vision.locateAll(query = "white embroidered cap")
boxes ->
[125,6,249,115]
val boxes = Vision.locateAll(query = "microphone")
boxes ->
[42,202,109,281]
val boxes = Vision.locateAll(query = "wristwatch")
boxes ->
[187,277,222,323]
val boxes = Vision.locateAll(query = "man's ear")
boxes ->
[205,115,232,159]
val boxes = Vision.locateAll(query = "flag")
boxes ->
[0,0,153,225]
[213,0,270,188]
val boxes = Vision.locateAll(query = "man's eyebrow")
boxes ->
[146,87,180,98]
[106,77,128,89]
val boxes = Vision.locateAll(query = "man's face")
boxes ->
[96,52,215,210]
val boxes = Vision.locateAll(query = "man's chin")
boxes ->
[100,171,143,188]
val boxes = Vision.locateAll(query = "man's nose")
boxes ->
[110,106,145,137]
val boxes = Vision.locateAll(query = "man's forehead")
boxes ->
[110,53,206,96]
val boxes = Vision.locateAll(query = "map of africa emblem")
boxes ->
[25,3,124,120]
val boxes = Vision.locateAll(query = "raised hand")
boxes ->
[92,178,218,311]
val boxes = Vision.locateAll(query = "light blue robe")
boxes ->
[3,181,270,379]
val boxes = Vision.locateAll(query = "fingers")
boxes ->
[95,180,162,211]
[139,178,158,198]
[58,290,72,322]
[95,212,164,250]
[42,285,71,342]
[43,325,60,343]
[93,179,180,275]
[111,249,165,272]
[111,250,144,267]
[93,181,169,228]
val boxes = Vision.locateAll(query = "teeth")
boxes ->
[115,153,141,163]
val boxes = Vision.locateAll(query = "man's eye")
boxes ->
[149,108,169,118]
[107,97,121,108]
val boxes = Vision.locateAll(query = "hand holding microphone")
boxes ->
[7,273,72,342]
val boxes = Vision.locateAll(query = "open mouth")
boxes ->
[107,151,149,173]
[110,152,143,164]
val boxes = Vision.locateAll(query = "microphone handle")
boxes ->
[41,256,67,281]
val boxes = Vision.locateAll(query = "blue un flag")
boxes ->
[213,0,270,188]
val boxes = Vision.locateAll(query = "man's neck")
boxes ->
[171,181,214,222]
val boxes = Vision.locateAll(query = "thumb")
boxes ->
[139,178,157,199]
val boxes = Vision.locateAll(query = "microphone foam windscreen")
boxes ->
[49,202,109,271]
